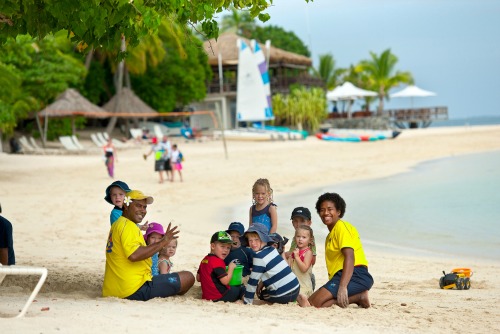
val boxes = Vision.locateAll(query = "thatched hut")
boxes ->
[103,87,157,115]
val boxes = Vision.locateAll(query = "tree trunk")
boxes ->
[84,47,94,70]
[106,35,126,135]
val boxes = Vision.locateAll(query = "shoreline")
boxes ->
[1,125,500,332]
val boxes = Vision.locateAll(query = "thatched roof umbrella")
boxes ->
[102,87,158,116]
[37,88,108,143]
[203,32,312,68]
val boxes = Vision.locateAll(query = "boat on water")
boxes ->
[316,129,401,142]
[213,129,286,141]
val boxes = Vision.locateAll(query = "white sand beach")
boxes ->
[1,125,500,333]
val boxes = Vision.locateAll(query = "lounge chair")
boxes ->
[130,128,143,140]
[90,133,104,147]
[71,135,85,150]
[59,136,81,151]
[96,132,108,145]
[0,264,48,318]
[18,136,40,154]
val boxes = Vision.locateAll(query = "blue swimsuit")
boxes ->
[251,203,276,233]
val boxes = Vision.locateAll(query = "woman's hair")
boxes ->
[252,178,273,204]
[315,192,346,218]
[296,225,315,248]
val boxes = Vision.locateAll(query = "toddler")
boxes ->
[269,232,289,260]
[288,225,315,298]
[224,222,253,277]
[158,238,177,274]
[243,223,299,305]
[197,231,245,302]
[143,222,165,276]
[285,206,317,290]
[104,180,131,225]
[249,178,277,233]
[170,144,183,182]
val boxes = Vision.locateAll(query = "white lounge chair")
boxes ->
[96,132,108,145]
[130,128,143,140]
[18,136,39,154]
[59,136,80,151]
[71,135,85,150]
[154,125,164,139]
[0,264,48,318]
[90,133,104,147]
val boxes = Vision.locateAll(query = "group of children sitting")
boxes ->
[104,177,316,305]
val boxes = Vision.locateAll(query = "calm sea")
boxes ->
[225,118,500,262]
[274,150,500,262]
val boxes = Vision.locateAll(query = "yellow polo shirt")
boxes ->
[103,216,152,298]
[325,220,368,280]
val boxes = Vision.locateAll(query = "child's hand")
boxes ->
[228,261,237,271]
[138,221,150,231]
[292,248,300,259]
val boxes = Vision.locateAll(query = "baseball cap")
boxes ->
[126,190,154,205]
[290,207,311,220]
[210,231,233,244]
[226,222,245,236]
[244,223,272,244]
[143,222,165,241]
[104,180,131,204]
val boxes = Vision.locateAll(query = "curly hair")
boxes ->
[315,192,346,218]
[252,178,273,204]
[295,225,315,248]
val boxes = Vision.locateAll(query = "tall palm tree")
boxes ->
[312,53,345,90]
[220,7,256,37]
[358,49,413,115]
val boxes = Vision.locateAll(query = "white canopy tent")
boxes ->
[326,82,377,118]
[390,85,436,108]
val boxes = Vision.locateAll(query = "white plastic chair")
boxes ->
[71,135,85,150]
[0,264,48,318]
[59,136,80,151]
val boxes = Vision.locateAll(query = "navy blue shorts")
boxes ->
[215,285,245,303]
[126,273,181,301]
[323,266,374,298]
[259,286,300,304]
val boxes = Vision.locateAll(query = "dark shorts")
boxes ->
[164,158,172,171]
[125,273,181,301]
[214,285,245,303]
[259,286,300,304]
[154,159,165,172]
[323,266,374,298]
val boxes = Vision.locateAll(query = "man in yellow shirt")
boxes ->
[307,192,373,308]
[103,190,194,300]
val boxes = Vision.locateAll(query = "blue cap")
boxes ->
[226,222,245,236]
[244,223,272,244]
[104,180,131,204]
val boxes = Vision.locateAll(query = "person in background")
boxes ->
[0,202,15,265]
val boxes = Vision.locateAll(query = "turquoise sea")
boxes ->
[276,150,500,262]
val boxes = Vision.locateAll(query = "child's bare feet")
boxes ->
[297,293,311,307]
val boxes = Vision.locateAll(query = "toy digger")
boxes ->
[439,268,472,290]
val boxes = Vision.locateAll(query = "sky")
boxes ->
[250,0,500,119]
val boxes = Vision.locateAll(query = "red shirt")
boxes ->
[197,254,229,300]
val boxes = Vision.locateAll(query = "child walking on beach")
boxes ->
[158,239,177,274]
[197,231,245,302]
[170,144,183,182]
[288,225,315,298]
[144,223,165,276]
[249,178,277,233]
[104,180,131,225]
[243,223,299,305]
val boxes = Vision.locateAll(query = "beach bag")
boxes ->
[179,152,184,162]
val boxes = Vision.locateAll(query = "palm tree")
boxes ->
[358,49,413,115]
[312,53,346,91]
[220,7,256,37]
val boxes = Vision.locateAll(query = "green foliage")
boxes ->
[312,53,345,90]
[31,117,86,141]
[0,0,277,55]
[252,25,310,57]
[131,29,212,111]
[272,86,327,133]
[220,7,256,37]
[357,48,413,113]
[0,34,87,135]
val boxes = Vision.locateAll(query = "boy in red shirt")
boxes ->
[197,231,245,302]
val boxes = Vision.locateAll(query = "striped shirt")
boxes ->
[244,246,299,304]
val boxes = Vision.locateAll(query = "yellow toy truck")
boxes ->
[439,268,472,290]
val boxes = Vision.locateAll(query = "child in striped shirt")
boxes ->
[243,223,299,305]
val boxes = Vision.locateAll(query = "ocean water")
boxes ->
[274,150,500,262]
[430,115,500,127]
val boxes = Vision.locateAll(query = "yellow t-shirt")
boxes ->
[325,220,368,280]
[102,216,152,298]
